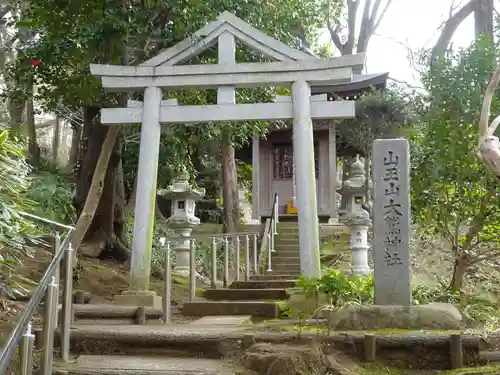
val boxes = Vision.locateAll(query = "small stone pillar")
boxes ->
[159,170,205,275]
[337,155,372,275]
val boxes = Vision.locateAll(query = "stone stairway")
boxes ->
[54,317,252,374]
[182,222,300,318]
[52,223,302,374]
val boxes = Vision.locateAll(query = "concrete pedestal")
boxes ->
[114,290,163,309]
[173,229,192,272]
[328,217,340,225]
[348,223,371,275]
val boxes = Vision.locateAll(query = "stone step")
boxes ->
[229,280,297,289]
[274,239,298,245]
[269,251,299,258]
[58,324,246,358]
[250,274,300,281]
[54,354,241,374]
[271,265,300,273]
[188,315,251,326]
[203,288,288,301]
[274,241,299,247]
[265,272,301,278]
[182,300,280,318]
[276,223,298,228]
[73,304,164,325]
[275,232,299,238]
[271,257,300,265]
[273,245,299,251]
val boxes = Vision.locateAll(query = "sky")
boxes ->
[319,0,488,87]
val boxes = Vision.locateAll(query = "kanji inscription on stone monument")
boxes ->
[373,138,412,306]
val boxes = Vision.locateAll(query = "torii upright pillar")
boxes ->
[292,80,321,278]
[114,87,163,308]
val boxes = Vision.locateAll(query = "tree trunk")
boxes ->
[70,125,120,255]
[449,252,470,293]
[8,96,24,131]
[52,115,60,165]
[126,175,138,215]
[221,142,240,234]
[73,106,129,261]
[68,119,82,171]
[328,0,392,64]
[114,150,128,248]
[474,0,494,40]
[25,93,40,167]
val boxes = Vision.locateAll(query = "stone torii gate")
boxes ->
[90,11,364,307]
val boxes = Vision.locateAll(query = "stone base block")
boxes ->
[328,303,464,331]
[114,293,163,309]
[327,217,341,225]
[244,218,262,225]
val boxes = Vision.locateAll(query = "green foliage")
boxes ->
[27,164,75,225]
[295,269,460,307]
[410,38,500,290]
[296,269,374,307]
[237,161,252,200]
[0,128,41,295]
[293,268,500,329]
[338,87,409,156]
[9,0,340,194]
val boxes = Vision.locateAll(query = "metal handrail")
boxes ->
[160,230,260,323]
[0,212,75,375]
[266,193,279,272]
[164,231,257,241]
[18,211,75,231]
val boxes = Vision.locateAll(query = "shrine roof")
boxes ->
[311,72,389,96]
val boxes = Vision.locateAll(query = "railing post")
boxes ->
[189,239,196,302]
[19,322,34,375]
[41,276,57,375]
[267,232,272,272]
[162,239,172,323]
[235,235,241,281]
[60,243,74,362]
[244,235,250,282]
[252,234,258,275]
[223,237,229,288]
[275,196,279,232]
[211,237,217,289]
[53,232,61,329]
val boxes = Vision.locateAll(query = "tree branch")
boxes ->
[479,63,500,137]
[327,19,344,53]
[430,0,480,65]
[371,0,393,34]
[344,0,360,54]
[357,0,373,53]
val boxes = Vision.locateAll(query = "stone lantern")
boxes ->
[158,170,206,275]
[337,155,372,275]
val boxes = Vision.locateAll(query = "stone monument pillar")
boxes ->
[338,155,372,275]
[159,170,206,275]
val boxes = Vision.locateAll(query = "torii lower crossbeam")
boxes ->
[101,99,355,125]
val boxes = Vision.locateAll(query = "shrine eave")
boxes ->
[311,72,389,96]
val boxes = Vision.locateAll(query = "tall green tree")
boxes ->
[411,38,500,292]
[10,0,329,259]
